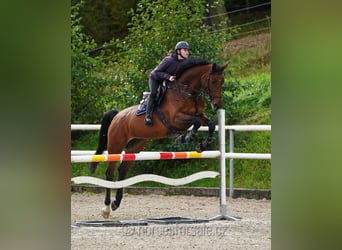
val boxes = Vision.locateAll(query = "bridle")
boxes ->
[166,68,221,113]
[163,65,223,117]
[204,69,223,102]
[168,67,223,101]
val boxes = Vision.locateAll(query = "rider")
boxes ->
[144,41,190,126]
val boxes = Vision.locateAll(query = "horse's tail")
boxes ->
[89,109,119,174]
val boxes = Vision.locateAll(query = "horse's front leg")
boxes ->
[197,118,215,152]
[175,117,201,144]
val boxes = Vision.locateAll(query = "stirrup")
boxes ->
[144,116,153,126]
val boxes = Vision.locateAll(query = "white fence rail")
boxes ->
[71,124,271,132]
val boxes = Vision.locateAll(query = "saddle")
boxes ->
[136,81,168,116]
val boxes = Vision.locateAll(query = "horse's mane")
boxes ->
[175,57,210,79]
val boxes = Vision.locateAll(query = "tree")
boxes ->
[204,0,228,27]
[71,0,235,123]
[78,0,137,44]
[109,0,234,105]
[71,1,116,123]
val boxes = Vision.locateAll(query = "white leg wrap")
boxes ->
[101,205,110,219]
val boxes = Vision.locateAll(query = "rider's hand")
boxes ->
[169,76,176,82]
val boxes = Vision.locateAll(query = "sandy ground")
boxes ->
[71,192,271,250]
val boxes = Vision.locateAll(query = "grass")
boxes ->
[227,33,271,78]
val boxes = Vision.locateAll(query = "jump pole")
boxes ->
[210,109,239,221]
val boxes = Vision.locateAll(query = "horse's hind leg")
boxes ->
[110,161,134,211]
[111,139,147,211]
[102,160,117,218]
[102,139,146,218]
[89,109,119,174]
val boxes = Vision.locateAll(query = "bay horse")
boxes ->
[90,57,228,218]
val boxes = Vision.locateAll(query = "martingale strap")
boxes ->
[155,107,183,136]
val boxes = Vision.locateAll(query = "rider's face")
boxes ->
[179,48,189,58]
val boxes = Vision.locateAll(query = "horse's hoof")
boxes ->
[196,143,206,152]
[111,201,118,211]
[102,206,110,219]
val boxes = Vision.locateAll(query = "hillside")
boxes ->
[230,32,271,53]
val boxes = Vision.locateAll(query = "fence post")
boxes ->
[210,109,239,221]
[219,109,227,216]
[229,129,234,197]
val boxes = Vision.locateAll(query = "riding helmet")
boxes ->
[175,41,190,50]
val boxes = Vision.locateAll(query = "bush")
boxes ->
[224,73,271,124]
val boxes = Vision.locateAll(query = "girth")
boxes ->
[155,107,183,137]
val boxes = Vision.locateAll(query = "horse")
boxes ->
[90,57,228,218]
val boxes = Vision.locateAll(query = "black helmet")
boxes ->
[175,41,190,50]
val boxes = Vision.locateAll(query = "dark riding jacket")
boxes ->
[150,53,182,82]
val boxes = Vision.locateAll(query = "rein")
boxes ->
[167,81,202,115]
[168,81,201,98]
[168,67,222,102]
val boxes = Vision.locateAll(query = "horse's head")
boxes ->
[205,63,228,111]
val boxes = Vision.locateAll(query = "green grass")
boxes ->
[233,130,271,189]
[227,33,271,78]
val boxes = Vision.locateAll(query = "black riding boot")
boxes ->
[144,97,155,126]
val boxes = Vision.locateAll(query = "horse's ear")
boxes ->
[212,63,228,73]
